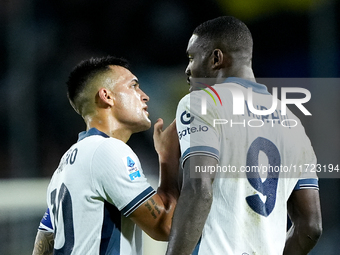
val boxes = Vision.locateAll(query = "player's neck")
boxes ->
[85,115,132,143]
[236,67,256,82]
[223,64,256,82]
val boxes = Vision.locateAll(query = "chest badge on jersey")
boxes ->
[123,156,141,181]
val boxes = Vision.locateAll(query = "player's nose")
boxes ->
[185,65,191,76]
[141,89,149,102]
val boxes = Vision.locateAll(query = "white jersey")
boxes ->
[176,77,318,255]
[43,128,156,255]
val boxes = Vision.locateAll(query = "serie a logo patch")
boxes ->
[123,156,141,181]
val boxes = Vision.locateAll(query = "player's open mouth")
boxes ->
[143,106,149,116]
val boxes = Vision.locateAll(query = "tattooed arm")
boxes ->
[129,119,180,241]
[129,193,178,241]
[32,230,54,255]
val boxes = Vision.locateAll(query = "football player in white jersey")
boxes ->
[166,16,322,255]
[32,56,180,255]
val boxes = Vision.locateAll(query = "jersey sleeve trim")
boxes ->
[182,146,219,167]
[121,186,156,217]
[294,178,319,191]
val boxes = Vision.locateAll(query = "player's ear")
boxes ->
[211,49,229,69]
[97,88,114,107]
[212,49,223,68]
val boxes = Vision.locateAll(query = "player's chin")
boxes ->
[139,118,152,132]
[145,119,152,129]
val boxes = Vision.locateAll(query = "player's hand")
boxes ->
[153,118,180,163]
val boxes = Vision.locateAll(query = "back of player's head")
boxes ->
[193,16,253,59]
[66,56,129,116]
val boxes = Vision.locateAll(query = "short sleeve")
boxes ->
[176,92,221,167]
[91,139,156,217]
[293,178,319,190]
[294,123,319,190]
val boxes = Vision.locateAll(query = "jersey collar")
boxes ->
[225,77,270,95]
[78,128,110,142]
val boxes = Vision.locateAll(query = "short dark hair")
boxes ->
[66,56,129,106]
[193,16,253,56]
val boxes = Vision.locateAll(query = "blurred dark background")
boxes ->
[0,0,339,254]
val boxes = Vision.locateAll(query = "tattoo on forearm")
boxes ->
[32,231,54,255]
[144,198,161,219]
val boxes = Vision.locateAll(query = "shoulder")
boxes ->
[177,93,190,108]
[176,91,210,117]
[94,137,133,155]
[74,135,135,161]
[92,137,140,168]
[79,137,138,169]
[177,91,205,106]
